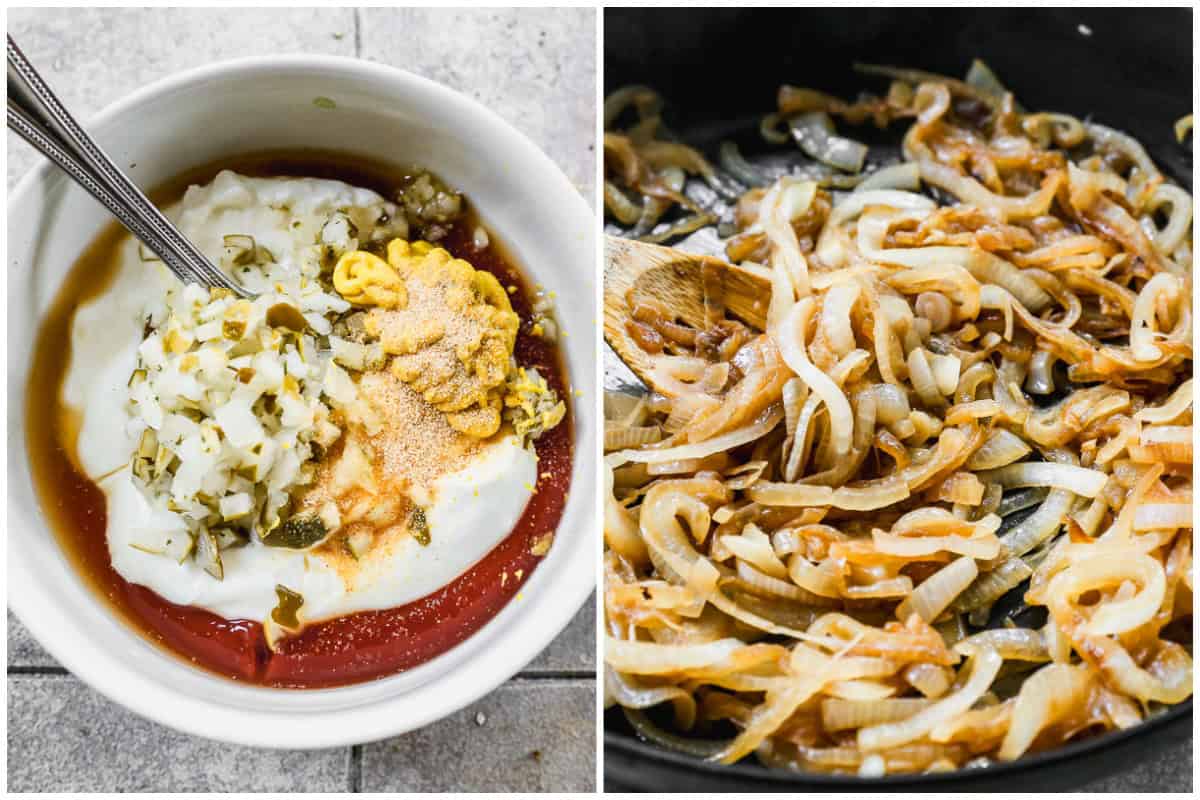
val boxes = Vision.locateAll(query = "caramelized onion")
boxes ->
[966,429,1032,470]
[772,298,853,455]
[822,697,931,731]
[609,406,783,465]
[858,648,1002,751]
[1045,550,1165,636]
[999,663,1091,760]
[603,62,1192,777]
[896,557,979,622]
[790,112,869,172]
[979,463,1108,498]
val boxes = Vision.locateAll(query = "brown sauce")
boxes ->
[26,150,574,688]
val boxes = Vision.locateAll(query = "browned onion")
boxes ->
[603,62,1192,778]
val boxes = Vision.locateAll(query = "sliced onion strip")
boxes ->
[979,462,1108,498]
[857,648,1002,751]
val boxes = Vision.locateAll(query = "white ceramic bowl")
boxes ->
[7,56,596,748]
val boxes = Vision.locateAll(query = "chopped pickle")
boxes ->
[223,300,253,340]
[271,584,304,630]
[409,507,431,546]
[163,327,190,354]
[262,516,328,549]
[179,407,206,423]
[222,318,247,340]
[222,234,258,267]
[266,302,309,332]
[172,534,195,564]
[153,445,176,479]
[223,234,255,251]
[197,529,224,580]
[136,428,157,459]
[212,527,247,550]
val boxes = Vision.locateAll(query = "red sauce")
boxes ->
[26,153,574,688]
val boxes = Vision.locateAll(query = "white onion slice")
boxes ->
[857,648,1002,751]
[604,460,648,565]
[790,112,868,172]
[1129,272,1185,361]
[750,476,910,511]
[1085,123,1161,182]
[929,353,961,397]
[904,663,954,698]
[966,429,1032,470]
[735,560,822,602]
[853,163,922,193]
[605,425,662,451]
[907,348,946,410]
[999,488,1074,558]
[606,637,745,674]
[711,645,833,764]
[820,282,862,357]
[609,406,783,465]
[1046,550,1165,636]
[896,557,979,622]
[605,666,697,729]
[822,697,931,731]
[873,531,999,560]
[1145,183,1193,256]
[979,462,1108,498]
[773,298,853,456]
[918,159,1060,222]
[723,525,788,579]
[1088,636,1192,704]
[761,178,817,308]
[1133,502,1192,532]
[829,189,934,226]
[1134,378,1192,424]
[999,663,1090,760]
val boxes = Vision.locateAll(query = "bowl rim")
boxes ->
[603,699,1193,788]
[7,53,596,748]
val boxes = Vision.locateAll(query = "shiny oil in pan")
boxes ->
[26,150,574,688]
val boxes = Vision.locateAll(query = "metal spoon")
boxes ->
[6,35,249,296]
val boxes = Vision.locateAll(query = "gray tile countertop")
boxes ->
[7,7,596,793]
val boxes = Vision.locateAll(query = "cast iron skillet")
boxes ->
[603,6,1193,792]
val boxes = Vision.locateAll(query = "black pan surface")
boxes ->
[603,6,1193,792]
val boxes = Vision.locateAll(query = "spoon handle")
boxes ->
[7,35,249,296]
[7,99,208,286]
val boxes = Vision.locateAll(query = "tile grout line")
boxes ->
[7,667,595,680]
[6,665,592,676]
[353,8,362,58]
[511,670,595,681]
[8,666,69,676]
[349,744,363,792]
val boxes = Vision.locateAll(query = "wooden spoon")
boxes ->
[603,235,772,391]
